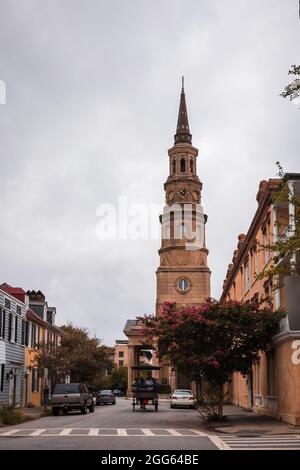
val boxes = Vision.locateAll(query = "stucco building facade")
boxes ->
[221,175,300,425]
[114,340,128,367]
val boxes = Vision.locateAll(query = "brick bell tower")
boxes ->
[156,78,211,321]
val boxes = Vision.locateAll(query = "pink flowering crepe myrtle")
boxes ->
[138,299,285,386]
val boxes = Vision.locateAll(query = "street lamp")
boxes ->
[6,368,14,380]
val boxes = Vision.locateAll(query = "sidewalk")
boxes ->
[19,406,49,419]
[206,405,300,436]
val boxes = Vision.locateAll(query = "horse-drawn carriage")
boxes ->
[131,365,160,412]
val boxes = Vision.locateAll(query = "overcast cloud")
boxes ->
[0,0,299,345]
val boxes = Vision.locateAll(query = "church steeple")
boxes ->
[174,76,192,144]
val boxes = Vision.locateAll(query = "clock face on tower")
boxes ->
[177,187,189,199]
[168,191,174,202]
[175,277,191,294]
[192,191,199,202]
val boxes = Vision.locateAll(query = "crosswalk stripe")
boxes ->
[141,429,155,436]
[0,428,209,438]
[30,429,47,436]
[166,429,183,436]
[216,434,300,450]
[0,429,21,436]
[209,435,231,450]
[188,429,206,436]
[59,429,72,436]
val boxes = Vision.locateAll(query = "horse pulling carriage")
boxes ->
[131,365,160,412]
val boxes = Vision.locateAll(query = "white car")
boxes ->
[170,389,196,409]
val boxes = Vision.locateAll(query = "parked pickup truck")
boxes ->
[51,383,94,416]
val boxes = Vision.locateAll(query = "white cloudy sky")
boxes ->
[0,0,299,345]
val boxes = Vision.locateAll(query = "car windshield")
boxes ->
[53,384,80,394]
[100,390,112,395]
[174,390,192,395]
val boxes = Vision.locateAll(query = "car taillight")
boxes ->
[172,396,177,399]
[189,397,194,400]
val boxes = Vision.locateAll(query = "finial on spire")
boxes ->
[174,77,192,145]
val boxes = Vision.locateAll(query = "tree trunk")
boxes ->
[195,381,201,403]
[217,384,223,418]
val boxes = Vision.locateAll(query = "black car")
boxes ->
[113,389,124,397]
[96,389,116,405]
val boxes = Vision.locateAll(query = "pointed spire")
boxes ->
[174,76,192,144]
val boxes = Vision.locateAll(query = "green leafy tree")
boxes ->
[280,3,300,105]
[36,324,114,391]
[281,65,300,104]
[257,163,300,283]
[109,366,128,393]
[141,300,284,418]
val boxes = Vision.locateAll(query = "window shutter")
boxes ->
[8,313,12,341]
[28,322,32,347]
[0,364,5,392]
[35,326,39,350]
[25,321,28,346]
[31,324,35,348]
[21,320,26,345]
[32,369,35,393]
[2,311,5,339]
[15,316,18,343]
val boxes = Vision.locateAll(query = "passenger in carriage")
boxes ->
[145,376,154,389]
[138,377,145,388]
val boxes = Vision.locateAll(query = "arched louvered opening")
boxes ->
[190,159,193,173]
[172,159,176,174]
[180,158,186,173]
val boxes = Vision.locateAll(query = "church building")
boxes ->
[124,80,211,391]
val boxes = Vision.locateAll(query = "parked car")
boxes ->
[170,389,196,409]
[113,389,124,397]
[96,389,116,405]
[92,393,97,406]
[51,383,95,416]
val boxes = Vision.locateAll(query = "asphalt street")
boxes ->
[0,398,218,450]
[1,399,300,451]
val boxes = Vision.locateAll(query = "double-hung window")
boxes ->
[32,325,39,350]
[8,313,15,342]
[32,368,39,393]
[245,258,250,292]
